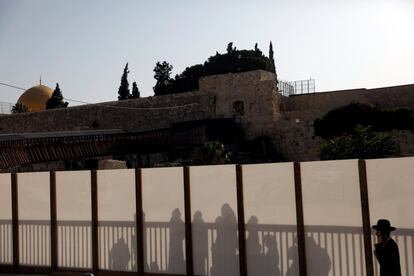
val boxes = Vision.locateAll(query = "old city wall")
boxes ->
[285,84,414,113]
[0,70,412,162]
[276,84,414,161]
[0,70,280,139]
[199,70,280,139]
[0,91,216,134]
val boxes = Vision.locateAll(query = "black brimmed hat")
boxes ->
[372,219,396,232]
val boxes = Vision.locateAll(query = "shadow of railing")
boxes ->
[0,220,13,264]
[57,220,92,269]
[99,221,136,271]
[18,220,51,266]
[1,220,413,276]
[305,225,364,276]
[144,221,171,272]
[244,223,298,276]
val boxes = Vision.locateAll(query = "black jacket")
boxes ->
[374,238,402,276]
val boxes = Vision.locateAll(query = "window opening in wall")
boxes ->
[233,100,244,116]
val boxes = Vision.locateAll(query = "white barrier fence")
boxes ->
[0,157,413,276]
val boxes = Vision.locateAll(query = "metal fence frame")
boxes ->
[278,79,316,96]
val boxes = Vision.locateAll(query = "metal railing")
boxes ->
[278,79,315,96]
[0,102,12,114]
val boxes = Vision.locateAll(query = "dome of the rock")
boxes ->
[17,84,53,112]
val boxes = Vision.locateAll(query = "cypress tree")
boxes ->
[130,81,140,98]
[118,63,130,100]
[46,83,69,109]
[269,41,276,73]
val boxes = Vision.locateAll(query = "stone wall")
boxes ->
[273,110,322,161]
[286,84,414,115]
[276,84,414,161]
[0,91,216,134]
[0,70,413,162]
[0,70,280,140]
[199,70,279,139]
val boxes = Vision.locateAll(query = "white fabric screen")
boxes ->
[17,172,50,266]
[142,167,186,274]
[367,157,414,276]
[243,163,298,276]
[56,171,91,268]
[301,159,365,276]
[97,169,137,272]
[190,165,240,276]
[0,174,12,264]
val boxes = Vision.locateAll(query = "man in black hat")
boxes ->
[372,219,402,276]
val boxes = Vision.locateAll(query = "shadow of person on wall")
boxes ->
[285,242,299,276]
[246,216,262,274]
[285,236,331,276]
[262,234,281,276]
[168,208,186,274]
[306,235,331,276]
[193,210,208,275]
[150,261,160,272]
[210,203,239,276]
[109,237,131,271]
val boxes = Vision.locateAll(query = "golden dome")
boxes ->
[17,84,53,112]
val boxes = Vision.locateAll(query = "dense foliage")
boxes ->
[314,102,414,138]
[46,83,69,109]
[153,42,277,95]
[320,125,399,160]
[199,141,232,165]
[153,61,173,96]
[11,102,28,113]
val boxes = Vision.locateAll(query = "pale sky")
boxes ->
[1,0,413,106]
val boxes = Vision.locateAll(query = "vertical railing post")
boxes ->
[294,162,307,276]
[91,170,98,273]
[183,166,194,275]
[135,168,144,275]
[236,165,247,276]
[11,173,19,273]
[50,171,57,272]
[358,159,374,276]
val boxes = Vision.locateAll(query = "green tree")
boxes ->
[130,81,140,98]
[314,102,414,138]
[46,83,69,109]
[200,141,232,164]
[268,41,276,73]
[171,64,204,92]
[118,63,130,100]
[151,43,277,95]
[254,43,263,57]
[320,125,399,160]
[153,61,173,96]
[11,102,28,113]
[227,42,236,53]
